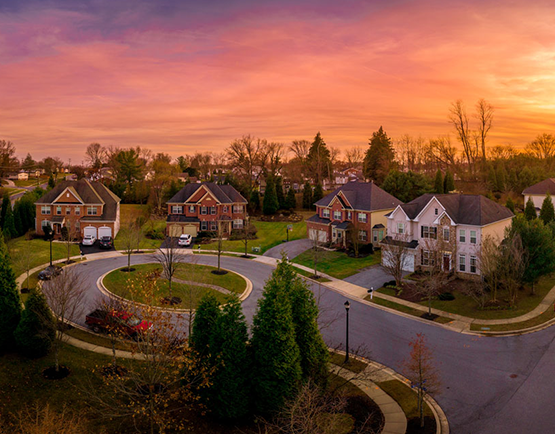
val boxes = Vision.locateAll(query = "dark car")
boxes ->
[99,236,113,249]
[38,265,63,281]
[85,309,152,337]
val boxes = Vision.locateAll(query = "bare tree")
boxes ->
[84,143,106,172]
[61,218,79,265]
[309,237,324,279]
[395,135,423,172]
[344,146,364,168]
[449,100,473,171]
[498,233,526,305]
[227,135,268,190]
[479,235,502,302]
[154,236,186,302]
[289,139,310,164]
[14,403,89,434]
[263,142,285,177]
[425,136,457,171]
[42,268,87,373]
[417,236,452,317]
[120,220,139,272]
[381,233,413,291]
[475,99,494,163]
[526,133,555,159]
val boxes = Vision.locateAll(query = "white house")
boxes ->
[523,178,555,215]
[382,194,514,278]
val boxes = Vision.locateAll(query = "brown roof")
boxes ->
[400,194,514,226]
[315,181,403,212]
[167,182,247,204]
[35,180,120,222]
[522,178,555,195]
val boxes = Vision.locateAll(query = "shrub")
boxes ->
[438,292,455,301]
[383,280,397,288]
[145,227,165,240]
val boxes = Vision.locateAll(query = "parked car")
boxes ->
[38,265,63,281]
[85,309,152,337]
[177,234,192,247]
[82,234,96,246]
[99,236,113,249]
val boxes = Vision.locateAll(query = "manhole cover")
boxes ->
[510,374,518,378]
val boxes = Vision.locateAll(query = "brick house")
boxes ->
[522,178,555,215]
[306,181,403,247]
[35,179,121,240]
[383,194,514,277]
[166,182,248,237]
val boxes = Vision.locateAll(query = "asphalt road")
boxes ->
[71,254,555,434]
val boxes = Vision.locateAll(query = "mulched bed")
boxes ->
[344,394,384,433]
[407,416,436,434]
[211,270,228,275]
[160,296,182,305]
[42,365,71,380]
[256,213,304,222]
[119,267,136,273]
[395,278,469,303]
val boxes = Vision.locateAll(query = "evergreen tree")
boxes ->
[251,273,302,415]
[505,197,515,214]
[381,170,433,203]
[190,294,221,356]
[487,165,498,191]
[48,174,55,189]
[12,201,23,237]
[539,193,555,224]
[434,170,444,194]
[443,169,455,193]
[312,183,324,208]
[0,234,22,350]
[307,132,331,184]
[363,126,395,184]
[285,187,297,210]
[208,298,251,419]
[302,181,313,210]
[2,203,16,239]
[249,190,260,214]
[496,164,507,192]
[272,257,329,383]
[0,193,9,227]
[14,288,55,358]
[275,176,286,210]
[263,176,279,215]
[519,166,535,192]
[525,197,537,221]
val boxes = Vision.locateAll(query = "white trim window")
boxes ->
[233,219,243,229]
[210,206,216,215]
[56,206,62,215]
[398,223,405,234]
[470,230,477,244]
[75,207,80,216]
[470,255,477,273]
[201,221,208,231]
[358,212,367,223]
[41,220,51,229]
[87,206,97,216]
[41,206,51,215]
[421,226,437,239]
[322,208,330,218]
[347,211,352,220]
[459,230,466,243]
[210,221,217,231]
[333,210,341,220]
[459,254,466,272]
[201,206,207,215]
[172,205,183,214]
[421,250,434,266]
[434,208,439,215]
[443,227,450,242]
[66,207,71,215]
[233,205,243,213]
[189,205,195,214]
[359,230,367,241]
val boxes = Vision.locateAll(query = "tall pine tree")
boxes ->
[505,197,515,214]
[190,294,221,356]
[0,193,9,227]
[249,190,260,214]
[0,233,22,350]
[363,126,395,184]
[302,181,313,210]
[525,197,537,221]
[285,187,297,210]
[312,183,324,208]
[443,169,455,193]
[434,170,444,194]
[2,204,16,239]
[539,193,555,224]
[307,132,331,184]
[275,176,286,210]
[263,176,279,215]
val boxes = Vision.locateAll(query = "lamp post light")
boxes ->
[344,300,351,363]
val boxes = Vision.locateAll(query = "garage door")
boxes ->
[98,226,112,238]
[83,226,97,238]
[169,225,182,237]
[309,228,327,243]
[403,254,415,272]
[181,224,197,237]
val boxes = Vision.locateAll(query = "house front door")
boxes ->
[443,253,451,271]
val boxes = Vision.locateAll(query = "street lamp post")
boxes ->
[344,300,351,363]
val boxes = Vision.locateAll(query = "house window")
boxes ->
[87,207,97,215]
[201,221,208,231]
[75,207,80,215]
[322,209,330,218]
[459,230,466,243]
[421,250,431,266]
[421,226,437,239]
[359,230,367,241]
[347,211,352,220]
[41,220,51,229]
[41,206,51,215]
[334,210,341,220]
[223,206,228,213]
[66,207,71,215]
[398,223,405,234]
[337,230,342,238]
[358,213,367,223]
[459,255,466,272]
[470,255,477,273]
[210,221,217,231]
[201,206,207,215]
[172,205,183,214]
[233,205,243,213]
[56,206,62,215]
[189,205,195,214]
[470,230,477,244]
[233,219,243,229]
[434,208,438,215]
[443,228,450,242]
[210,206,216,215]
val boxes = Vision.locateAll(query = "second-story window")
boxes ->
[223,206,228,213]
[470,230,477,244]
[75,207,80,215]
[233,205,243,213]
[358,213,367,223]
[87,207,97,215]
[347,211,352,220]
[201,206,207,215]
[398,223,405,234]
[459,229,466,243]
[172,205,183,214]
[443,228,450,242]
[56,206,62,215]
[41,206,51,215]
[66,207,71,215]
[333,210,341,220]
[421,226,437,239]
[322,209,330,218]
[210,206,216,215]
[189,205,195,214]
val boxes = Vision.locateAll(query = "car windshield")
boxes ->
[84,235,92,239]
[126,316,141,327]
[101,237,111,241]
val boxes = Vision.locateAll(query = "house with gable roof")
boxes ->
[522,178,555,215]
[383,194,514,276]
[166,182,248,237]
[305,181,403,247]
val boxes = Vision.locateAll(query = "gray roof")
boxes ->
[167,215,200,223]
[35,179,120,222]
[306,214,331,225]
[522,178,555,195]
[331,221,350,230]
[381,236,419,249]
[315,181,403,212]
[400,194,514,226]
[167,182,247,204]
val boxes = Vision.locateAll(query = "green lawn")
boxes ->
[7,236,81,277]
[13,178,44,187]
[294,250,382,279]
[366,295,452,324]
[330,352,368,373]
[1,186,25,196]
[294,266,332,282]
[103,263,246,309]
[377,380,434,421]
[115,204,167,250]
[470,309,555,332]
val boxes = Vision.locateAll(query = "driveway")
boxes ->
[263,238,312,259]
[344,264,397,291]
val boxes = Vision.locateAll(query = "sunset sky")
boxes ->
[2,0,555,162]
